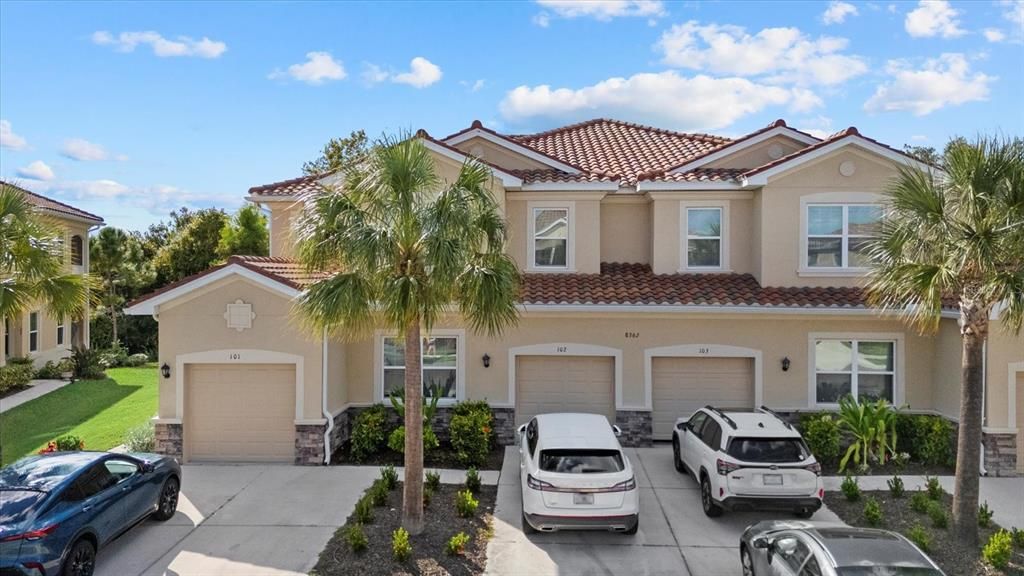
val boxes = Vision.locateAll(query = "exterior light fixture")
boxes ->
[781,357,791,372]
[161,363,171,379]
[482,354,491,368]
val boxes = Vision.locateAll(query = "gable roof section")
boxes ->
[443,120,586,174]
[660,119,820,177]
[2,180,104,223]
[248,173,329,199]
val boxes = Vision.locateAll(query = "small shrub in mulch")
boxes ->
[313,481,497,576]
[332,443,505,471]
[825,490,1024,575]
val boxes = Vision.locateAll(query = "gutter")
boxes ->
[321,329,333,465]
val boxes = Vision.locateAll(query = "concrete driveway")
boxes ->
[96,465,379,576]
[486,446,842,576]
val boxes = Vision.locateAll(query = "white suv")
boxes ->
[671,406,823,518]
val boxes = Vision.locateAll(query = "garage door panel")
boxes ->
[651,357,754,440]
[516,356,615,426]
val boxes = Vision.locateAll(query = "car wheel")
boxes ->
[521,510,537,534]
[793,507,815,519]
[623,518,639,535]
[741,545,756,576]
[672,438,686,474]
[62,538,96,576]
[153,477,179,521]
[700,474,723,518]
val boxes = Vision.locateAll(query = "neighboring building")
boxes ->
[1,182,104,368]
[125,119,1023,475]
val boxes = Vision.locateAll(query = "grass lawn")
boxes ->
[1,365,158,466]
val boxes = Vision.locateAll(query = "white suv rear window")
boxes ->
[539,449,625,474]
[726,438,809,463]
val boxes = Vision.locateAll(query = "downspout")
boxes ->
[980,341,988,476]
[322,328,333,465]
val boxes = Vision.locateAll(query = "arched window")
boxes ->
[71,235,84,266]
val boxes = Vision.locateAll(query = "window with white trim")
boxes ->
[686,207,723,269]
[532,207,569,269]
[29,312,39,352]
[806,204,882,269]
[382,335,459,400]
[57,318,65,346]
[814,339,895,404]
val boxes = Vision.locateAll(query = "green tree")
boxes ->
[866,136,1024,543]
[293,134,520,533]
[0,184,93,332]
[302,130,370,176]
[218,204,269,258]
[90,227,153,345]
[153,209,227,285]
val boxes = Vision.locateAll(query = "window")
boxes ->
[29,312,39,352]
[687,411,708,434]
[64,464,116,501]
[70,235,84,266]
[104,459,139,483]
[532,207,569,268]
[526,419,538,458]
[686,207,723,269]
[806,204,882,268]
[815,339,895,404]
[57,318,65,346]
[539,449,625,473]
[701,419,722,450]
[772,534,814,574]
[382,334,459,400]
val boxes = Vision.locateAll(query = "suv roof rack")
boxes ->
[757,405,794,430]
[703,405,738,430]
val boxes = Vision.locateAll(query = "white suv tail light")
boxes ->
[804,462,822,476]
[527,474,636,493]
[717,458,741,476]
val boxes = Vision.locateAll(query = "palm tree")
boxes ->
[91,226,150,346]
[0,183,93,347]
[293,134,521,534]
[866,136,1024,543]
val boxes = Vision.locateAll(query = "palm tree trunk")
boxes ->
[109,283,119,345]
[402,321,425,535]
[951,311,987,544]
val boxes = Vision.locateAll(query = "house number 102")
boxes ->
[228,353,241,360]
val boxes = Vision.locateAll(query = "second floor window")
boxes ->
[686,207,723,269]
[806,204,882,269]
[70,235,84,266]
[29,312,39,352]
[533,208,569,268]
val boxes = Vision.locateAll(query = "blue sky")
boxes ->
[1,0,1021,230]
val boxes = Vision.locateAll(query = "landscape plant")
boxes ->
[840,475,861,502]
[392,527,412,562]
[388,385,441,454]
[353,497,374,524]
[800,413,841,464]
[425,470,441,492]
[887,475,905,498]
[982,530,1013,569]
[445,532,470,556]
[380,465,399,491]
[925,476,944,500]
[369,480,389,507]
[123,423,155,452]
[465,467,482,494]
[837,396,897,472]
[0,363,33,394]
[345,523,368,553]
[450,405,493,467]
[908,523,931,552]
[978,501,993,528]
[910,491,931,514]
[455,489,479,518]
[863,497,883,527]
[349,405,389,462]
[927,501,948,529]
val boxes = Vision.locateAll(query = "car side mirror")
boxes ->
[611,425,622,437]
[752,537,770,550]
[517,424,527,436]
[141,462,155,474]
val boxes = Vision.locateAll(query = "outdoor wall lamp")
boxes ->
[482,354,491,368]
[781,357,791,372]
[161,363,171,379]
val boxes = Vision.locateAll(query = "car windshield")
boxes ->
[726,438,809,463]
[0,454,96,490]
[539,449,624,474]
[0,489,48,525]
[837,568,943,576]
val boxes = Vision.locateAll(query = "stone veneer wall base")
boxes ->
[615,410,653,447]
[154,422,183,460]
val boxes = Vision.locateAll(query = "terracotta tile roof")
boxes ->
[1,180,104,223]
[509,119,729,185]
[443,120,591,174]
[521,263,869,308]
[507,168,618,184]
[248,173,328,197]
[644,168,747,183]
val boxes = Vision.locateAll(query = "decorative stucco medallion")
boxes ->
[224,299,256,331]
[839,160,856,177]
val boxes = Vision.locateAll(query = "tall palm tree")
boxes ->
[866,136,1024,543]
[293,134,521,533]
[0,183,94,340]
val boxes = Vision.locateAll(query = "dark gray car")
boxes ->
[740,521,945,576]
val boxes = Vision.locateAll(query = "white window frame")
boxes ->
[527,201,574,272]
[56,318,65,347]
[29,311,39,352]
[375,329,466,405]
[807,332,904,408]
[680,202,729,272]
[798,192,884,277]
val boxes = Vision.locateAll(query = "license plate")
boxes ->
[573,492,594,505]
[763,474,783,486]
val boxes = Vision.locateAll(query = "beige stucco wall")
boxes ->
[985,318,1024,429]
[268,201,301,259]
[932,318,963,420]
[506,194,602,274]
[450,135,550,171]
[649,194,754,275]
[600,199,651,265]
[328,338,347,413]
[710,136,809,170]
[156,277,323,421]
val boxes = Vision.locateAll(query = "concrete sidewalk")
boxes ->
[0,379,70,413]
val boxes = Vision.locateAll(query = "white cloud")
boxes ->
[91,30,227,58]
[904,1,965,38]
[1002,0,1024,26]
[269,52,346,85]
[888,4,898,13]
[392,57,443,88]
[1,120,28,150]
[499,71,816,131]
[534,1,665,22]
[864,53,993,115]
[796,115,834,139]
[823,1,859,24]
[461,79,486,92]
[533,12,551,27]
[983,28,1007,42]
[911,134,929,141]
[361,63,389,84]
[16,160,55,181]
[22,178,234,218]
[656,21,868,86]
[60,138,110,161]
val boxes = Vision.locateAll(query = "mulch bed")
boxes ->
[313,482,497,576]
[820,460,955,476]
[825,490,1024,575]
[331,445,505,471]
[0,384,31,400]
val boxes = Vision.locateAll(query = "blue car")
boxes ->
[0,451,181,576]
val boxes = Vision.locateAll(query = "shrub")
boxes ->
[908,523,931,552]
[425,470,441,492]
[1012,527,1024,549]
[863,497,883,527]
[387,425,439,454]
[841,475,861,502]
[125,353,150,367]
[897,414,953,466]
[892,452,910,468]
[369,480,389,507]
[982,530,1013,570]
[98,344,129,369]
[465,467,482,494]
[910,491,930,514]
[69,346,105,380]
[978,501,994,528]
[392,527,411,562]
[423,486,433,507]
[455,489,479,518]
[34,360,63,379]
[349,405,389,462]
[924,476,943,500]
[887,476,905,498]
[55,434,84,451]
[837,396,897,472]
[445,532,471,556]
[345,523,368,553]
[450,406,493,468]
[353,497,374,524]
[800,414,841,464]
[6,356,33,366]
[123,423,155,452]
[380,465,398,491]
[927,501,948,529]
[0,363,34,394]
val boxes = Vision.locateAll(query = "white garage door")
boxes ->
[516,356,615,426]
[651,357,754,440]
[186,363,296,463]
